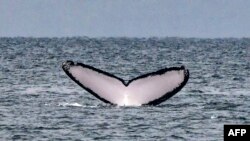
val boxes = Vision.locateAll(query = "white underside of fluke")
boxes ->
[62,61,189,106]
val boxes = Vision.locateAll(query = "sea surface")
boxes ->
[0,37,249,140]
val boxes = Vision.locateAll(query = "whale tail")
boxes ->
[62,61,189,106]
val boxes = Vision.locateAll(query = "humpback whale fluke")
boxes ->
[62,61,189,106]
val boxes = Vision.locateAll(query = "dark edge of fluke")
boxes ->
[62,60,189,106]
[62,61,113,104]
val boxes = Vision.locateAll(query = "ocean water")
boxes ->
[0,37,249,140]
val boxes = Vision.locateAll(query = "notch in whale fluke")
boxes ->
[62,61,189,106]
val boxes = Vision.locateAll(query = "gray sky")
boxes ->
[0,0,250,38]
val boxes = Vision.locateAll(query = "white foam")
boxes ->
[210,115,217,119]
[58,102,83,107]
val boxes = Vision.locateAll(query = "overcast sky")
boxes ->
[0,0,250,38]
